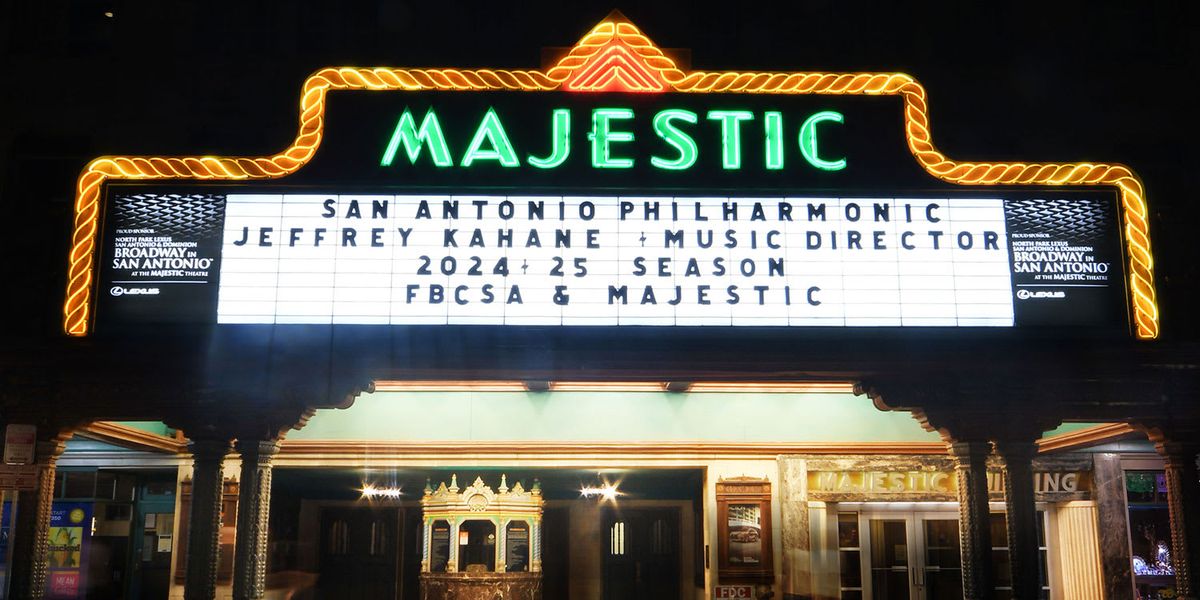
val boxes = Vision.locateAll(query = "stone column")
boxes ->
[949,440,996,600]
[185,439,233,600]
[995,440,1041,600]
[232,440,280,600]
[8,439,66,600]
[1156,441,1200,600]
[1092,453,1136,600]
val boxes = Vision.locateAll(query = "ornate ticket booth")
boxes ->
[420,474,544,600]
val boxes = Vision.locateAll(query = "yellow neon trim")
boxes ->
[63,15,1158,338]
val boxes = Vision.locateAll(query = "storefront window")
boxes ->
[60,470,98,499]
[837,512,863,600]
[1127,471,1174,599]
[609,520,625,556]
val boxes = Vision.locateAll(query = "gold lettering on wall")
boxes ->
[808,470,1088,496]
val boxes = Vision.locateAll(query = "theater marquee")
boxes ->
[65,14,1157,337]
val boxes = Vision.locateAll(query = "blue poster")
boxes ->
[46,502,91,599]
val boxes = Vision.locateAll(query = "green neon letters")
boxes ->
[380,107,845,172]
[461,107,519,167]
[588,108,635,168]
[799,110,847,171]
[706,110,754,169]
[764,111,784,170]
[380,108,453,167]
[527,109,571,169]
[650,109,698,170]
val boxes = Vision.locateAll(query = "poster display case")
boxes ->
[716,477,774,582]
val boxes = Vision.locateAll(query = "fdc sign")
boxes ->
[714,585,754,599]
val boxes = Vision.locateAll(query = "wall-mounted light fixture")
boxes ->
[360,483,403,499]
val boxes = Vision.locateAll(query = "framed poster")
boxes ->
[716,477,773,581]
[47,502,93,599]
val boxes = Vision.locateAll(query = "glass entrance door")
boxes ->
[857,511,962,600]
[916,514,962,600]
[846,509,1049,600]
[867,517,916,599]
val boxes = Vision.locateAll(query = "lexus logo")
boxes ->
[1016,289,1065,300]
[110,286,160,296]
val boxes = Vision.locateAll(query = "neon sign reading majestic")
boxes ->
[380,107,846,172]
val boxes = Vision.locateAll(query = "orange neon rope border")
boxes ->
[63,18,1158,338]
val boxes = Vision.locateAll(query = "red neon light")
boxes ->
[564,43,665,93]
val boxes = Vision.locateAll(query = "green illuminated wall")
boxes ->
[113,421,175,437]
[291,392,1106,443]
[292,391,944,442]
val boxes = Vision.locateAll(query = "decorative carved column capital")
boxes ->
[992,439,1037,460]
[189,438,234,465]
[234,439,281,464]
[33,438,68,460]
[1155,441,1200,468]
[948,439,992,458]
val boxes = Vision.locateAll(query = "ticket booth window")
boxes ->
[458,520,497,572]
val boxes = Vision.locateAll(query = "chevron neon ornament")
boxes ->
[564,43,666,92]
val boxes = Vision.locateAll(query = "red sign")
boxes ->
[714,585,754,599]
[49,572,80,596]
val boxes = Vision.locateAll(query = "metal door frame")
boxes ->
[852,503,1054,600]
[858,510,920,599]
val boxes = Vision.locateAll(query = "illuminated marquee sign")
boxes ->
[97,191,1122,328]
[65,14,1157,337]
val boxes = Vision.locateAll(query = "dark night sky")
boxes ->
[2,0,1197,344]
